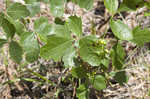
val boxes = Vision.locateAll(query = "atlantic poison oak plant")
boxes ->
[1,0,150,98]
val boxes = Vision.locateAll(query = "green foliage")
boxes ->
[76,84,89,99]
[34,16,52,42]
[114,71,129,85]
[40,23,73,61]
[110,19,133,40]
[119,0,144,11]
[1,17,16,38]
[72,0,93,10]
[20,32,40,63]
[104,0,119,15]
[90,75,106,90]
[67,16,82,37]
[0,39,7,48]
[71,66,87,78]
[9,41,23,64]
[0,12,5,26]
[24,0,37,4]
[1,0,150,98]
[131,26,150,46]
[7,3,30,20]
[54,17,65,25]
[49,0,65,17]
[79,36,102,66]
[26,2,41,17]
[40,34,73,61]
[111,42,126,70]
[62,47,76,67]
[13,21,25,36]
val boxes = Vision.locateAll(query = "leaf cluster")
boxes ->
[0,0,150,98]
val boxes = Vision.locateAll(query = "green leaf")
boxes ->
[26,2,40,17]
[34,16,54,36]
[67,16,82,37]
[40,34,73,61]
[34,16,52,42]
[114,71,129,85]
[13,21,25,36]
[50,24,71,39]
[101,59,109,69]
[110,19,133,41]
[9,41,23,64]
[21,32,40,63]
[119,0,144,12]
[62,47,76,67]
[148,89,150,96]
[0,12,5,26]
[24,0,37,4]
[71,67,87,78]
[7,3,30,20]
[111,42,125,70]
[34,17,71,43]
[37,0,49,3]
[131,27,150,46]
[49,0,65,17]
[145,2,150,9]
[40,24,72,61]
[90,75,106,90]
[76,84,89,99]
[72,0,93,10]
[79,36,101,66]
[104,0,118,15]
[144,12,150,16]
[0,39,7,48]
[34,16,49,31]
[1,18,16,38]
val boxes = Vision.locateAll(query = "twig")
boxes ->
[73,81,77,99]
[98,16,111,30]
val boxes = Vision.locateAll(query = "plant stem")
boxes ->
[6,0,10,9]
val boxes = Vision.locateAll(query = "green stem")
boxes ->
[6,0,10,9]
[27,68,56,86]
